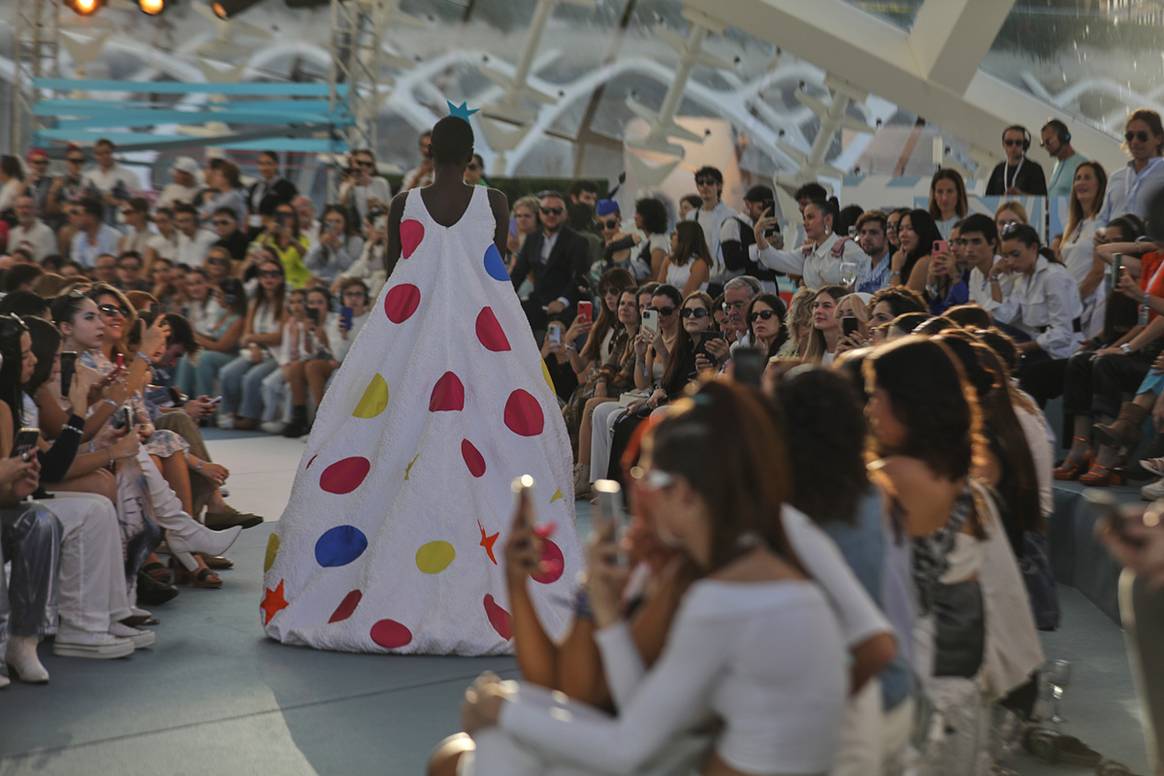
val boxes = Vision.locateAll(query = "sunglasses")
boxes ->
[66,157,84,164]
[680,307,709,319]
[357,160,376,168]
[1004,138,1025,147]
[540,207,564,216]
[259,270,283,278]
[600,219,619,229]
[98,303,129,318]
[1126,130,1152,143]
[749,309,779,322]
[654,306,676,317]
[695,176,717,186]
[212,219,233,226]
[208,256,230,264]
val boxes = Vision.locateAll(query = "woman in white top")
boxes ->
[632,197,671,282]
[216,258,286,430]
[144,207,181,268]
[304,205,365,284]
[1058,161,1109,338]
[277,286,333,439]
[333,214,388,299]
[803,285,849,365]
[456,379,849,776]
[657,221,711,297]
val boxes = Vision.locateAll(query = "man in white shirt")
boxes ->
[340,150,392,226]
[753,198,869,289]
[1099,110,1164,224]
[84,138,136,223]
[158,157,202,208]
[293,195,321,248]
[684,166,738,287]
[172,203,218,268]
[69,197,122,268]
[960,214,1007,312]
[8,195,57,262]
[1040,119,1086,202]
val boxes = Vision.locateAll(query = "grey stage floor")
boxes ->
[0,434,1152,775]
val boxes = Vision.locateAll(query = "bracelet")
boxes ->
[136,351,151,364]
[101,398,119,411]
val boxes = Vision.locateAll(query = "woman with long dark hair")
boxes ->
[745,293,788,360]
[890,209,943,292]
[305,204,365,283]
[927,169,968,238]
[656,221,711,296]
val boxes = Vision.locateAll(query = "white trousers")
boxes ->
[589,402,625,483]
[832,679,883,776]
[260,367,289,423]
[43,493,130,635]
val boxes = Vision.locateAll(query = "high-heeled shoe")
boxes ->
[166,523,242,572]
[1078,462,1124,487]
[1053,438,1093,481]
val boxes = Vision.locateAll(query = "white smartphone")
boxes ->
[592,479,627,566]
[547,322,564,346]
[640,309,659,336]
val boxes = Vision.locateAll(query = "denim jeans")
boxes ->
[219,355,278,419]
[175,350,235,399]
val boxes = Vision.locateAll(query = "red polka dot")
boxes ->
[429,372,465,412]
[306,454,318,470]
[531,538,565,584]
[483,594,512,640]
[384,284,421,324]
[475,307,511,352]
[328,590,363,623]
[319,456,371,494]
[461,439,486,478]
[504,389,544,436]
[370,618,413,649]
[400,219,425,259]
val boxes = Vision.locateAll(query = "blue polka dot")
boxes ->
[483,244,508,281]
[314,525,368,567]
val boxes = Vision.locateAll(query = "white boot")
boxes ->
[6,635,49,683]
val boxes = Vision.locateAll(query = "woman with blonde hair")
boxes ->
[804,285,850,365]
[778,286,815,358]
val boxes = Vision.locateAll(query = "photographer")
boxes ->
[338,149,391,227]
[248,203,312,289]
[304,205,364,284]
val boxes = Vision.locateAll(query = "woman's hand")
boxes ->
[703,337,730,364]
[111,430,141,461]
[565,317,591,344]
[1117,269,1142,301]
[66,371,91,415]
[248,344,264,364]
[647,387,667,409]
[585,512,630,629]
[594,378,608,399]
[752,209,778,250]
[197,460,229,486]
[502,487,541,588]
[0,456,36,488]
[835,331,867,355]
[142,319,167,358]
[890,248,906,275]
[634,328,651,357]
[460,673,510,735]
[104,377,132,406]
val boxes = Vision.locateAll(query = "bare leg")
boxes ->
[53,468,117,502]
[305,360,337,408]
[284,362,307,406]
[577,396,607,468]
[152,453,194,517]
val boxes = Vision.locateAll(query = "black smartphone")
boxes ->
[1083,488,1146,548]
[12,427,40,460]
[59,351,78,397]
[112,405,133,430]
[842,316,859,337]
[694,330,726,359]
[732,346,766,386]
[760,199,779,237]
[306,307,321,325]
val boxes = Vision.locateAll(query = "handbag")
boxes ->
[932,579,985,678]
[1020,531,1060,631]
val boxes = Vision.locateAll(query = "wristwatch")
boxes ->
[1121,343,1134,355]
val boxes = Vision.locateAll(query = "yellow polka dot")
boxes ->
[550,488,564,503]
[415,540,456,574]
[540,360,555,394]
[264,533,280,573]
[353,373,390,418]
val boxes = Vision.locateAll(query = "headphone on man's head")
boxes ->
[1002,125,1032,152]
[1043,119,1071,145]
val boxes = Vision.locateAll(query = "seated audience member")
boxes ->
[157,157,201,208]
[867,286,927,330]
[854,210,893,293]
[144,206,180,267]
[292,195,321,248]
[69,197,120,269]
[250,203,312,289]
[656,221,712,296]
[777,287,815,358]
[117,198,152,257]
[753,197,869,289]
[0,291,50,319]
[890,209,943,292]
[175,271,245,399]
[446,380,850,776]
[260,289,307,434]
[279,286,333,438]
[172,203,218,268]
[804,285,851,365]
[116,251,151,292]
[745,293,788,360]
[3,264,44,296]
[995,200,1028,235]
[91,253,118,286]
[305,205,364,284]
[923,226,969,316]
[944,303,992,330]
[209,206,251,263]
[334,213,388,298]
[204,248,234,287]
[9,195,57,263]
[247,150,298,234]
[0,483,61,684]
[197,159,247,226]
[834,293,872,356]
[218,257,286,430]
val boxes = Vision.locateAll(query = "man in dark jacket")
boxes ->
[247,150,298,236]
[511,191,590,333]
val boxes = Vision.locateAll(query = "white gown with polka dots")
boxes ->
[262,186,581,654]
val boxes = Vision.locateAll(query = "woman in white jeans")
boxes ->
[456,380,850,776]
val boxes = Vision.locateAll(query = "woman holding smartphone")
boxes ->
[304,205,364,284]
[217,256,286,431]
[279,286,333,438]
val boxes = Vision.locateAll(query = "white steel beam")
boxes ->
[910,0,1012,94]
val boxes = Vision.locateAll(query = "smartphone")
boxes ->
[307,307,321,325]
[694,330,726,358]
[1110,253,1123,289]
[842,316,860,337]
[12,427,40,460]
[576,300,593,324]
[60,351,78,397]
[640,308,659,336]
[732,346,766,386]
[547,322,563,346]
[114,352,125,370]
[339,305,354,331]
[209,395,223,406]
[932,239,948,255]
[511,474,535,528]
[508,216,518,238]
[592,479,627,566]
[112,404,131,430]
[1083,488,1146,548]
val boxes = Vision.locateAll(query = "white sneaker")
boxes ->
[260,421,285,434]
[216,412,234,430]
[6,635,49,683]
[1142,477,1164,501]
[0,672,9,689]
[53,630,134,659]
[110,622,157,649]
[130,606,152,619]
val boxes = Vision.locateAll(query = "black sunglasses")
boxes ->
[1003,138,1025,147]
[654,306,676,317]
[98,303,130,318]
[212,219,232,226]
[540,207,563,216]
[680,307,709,319]
[695,176,718,186]
[66,157,84,163]
[749,309,779,322]
[1126,130,1151,143]
[600,218,619,229]
[259,269,283,278]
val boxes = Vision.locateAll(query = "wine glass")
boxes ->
[1045,659,1072,726]
[990,706,1022,775]
[839,259,859,288]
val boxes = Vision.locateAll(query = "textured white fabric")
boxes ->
[264,186,581,654]
[44,493,131,635]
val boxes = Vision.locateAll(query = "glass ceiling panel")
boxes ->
[842,0,925,30]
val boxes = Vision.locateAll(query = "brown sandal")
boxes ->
[200,553,234,570]
[171,559,223,589]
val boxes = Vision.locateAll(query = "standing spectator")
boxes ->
[8,196,56,263]
[0,155,27,215]
[246,150,297,234]
[683,166,737,286]
[84,138,136,222]
[754,198,869,289]
[292,195,321,248]
[510,191,590,331]
[1059,161,1108,338]
[890,209,943,292]
[339,150,391,227]
[854,210,893,293]
[985,125,1047,196]
[117,197,153,256]
[157,157,201,208]
[172,203,218,268]
[304,205,364,284]
[400,132,434,192]
[927,169,968,238]
[333,213,387,299]
[722,185,779,293]
[144,206,180,266]
[116,252,151,292]
[1099,109,1164,224]
[68,198,121,268]
[45,145,96,229]
[657,221,711,296]
[1041,119,1087,201]
[568,180,599,211]
[208,207,250,262]
[630,197,670,283]
[23,148,53,213]
[197,159,247,226]
[677,193,701,221]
